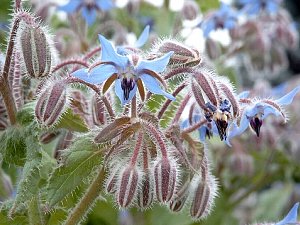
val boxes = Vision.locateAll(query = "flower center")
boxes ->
[121,76,136,100]
[250,116,262,137]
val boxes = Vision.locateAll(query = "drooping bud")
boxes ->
[91,94,105,126]
[205,38,222,60]
[39,131,60,144]
[181,0,199,21]
[155,40,201,68]
[17,22,55,79]
[35,80,68,126]
[190,174,218,219]
[249,116,263,137]
[169,177,190,212]
[137,171,154,209]
[54,131,73,159]
[153,157,178,203]
[117,165,140,208]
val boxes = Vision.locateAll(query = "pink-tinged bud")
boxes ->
[137,172,154,209]
[35,80,67,126]
[91,94,105,126]
[54,131,73,159]
[181,0,199,21]
[169,178,190,212]
[39,131,60,144]
[153,158,178,203]
[18,23,54,79]
[190,175,218,219]
[205,38,222,60]
[106,169,119,194]
[155,40,201,67]
[0,117,8,131]
[117,165,140,208]
[229,152,254,176]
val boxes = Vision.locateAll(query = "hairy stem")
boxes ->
[0,17,21,125]
[131,96,137,118]
[64,167,106,225]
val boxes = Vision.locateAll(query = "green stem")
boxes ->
[64,167,106,225]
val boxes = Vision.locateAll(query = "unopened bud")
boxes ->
[190,175,217,219]
[181,0,199,21]
[153,158,177,203]
[18,22,54,78]
[39,131,60,144]
[229,152,254,176]
[137,172,154,208]
[35,80,68,126]
[156,40,201,67]
[169,178,190,212]
[205,38,222,60]
[91,94,105,126]
[117,165,140,208]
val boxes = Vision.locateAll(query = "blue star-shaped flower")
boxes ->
[275,202,299,225]
[72,34,175,105]
[58,0,114,26]
[226,85,300,146]
[116,25,150,56]
[239,0,282,15]
[201,2,238,37]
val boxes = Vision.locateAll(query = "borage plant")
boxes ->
[0,0,299,225]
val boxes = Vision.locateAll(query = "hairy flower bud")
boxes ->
[39,131,60,144]
[169,178,190,212]
[91,94,105,126]
[35,80,68,126]
[17,22,55,78]
[117,165,140,208]
[153,158,178,203]
[181,0,199,21]
[190,175,217,219]
[155,40,201,68]
[137,171,154,209]
[205,38,222,60]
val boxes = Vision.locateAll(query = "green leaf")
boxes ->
[0,211,28,225]
[46,135,104,207]
[16,102,35,126]
[28,196,43,225]
[54,108,89,132]
[0,127,27,166]
[47,208,68,225]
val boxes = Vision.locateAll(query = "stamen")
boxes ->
[250,116,262,137]
[121,77,136,100]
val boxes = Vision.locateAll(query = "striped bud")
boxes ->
[181,0,199,21]
[190,175,218,219]
[39,131,60,144]
[91,94,105,126]
[35,80,67,126]
[106,167,120,194]
[117,165,140,208]
[153,158,177,203]
[137,171,154,209]
[156,40,201,67]
[18,23,53,78]
[169,178,190,212]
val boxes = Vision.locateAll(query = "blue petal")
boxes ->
[202,19,215,37]
[140,74,175,100]
[224,19,236,30]
[82,7,97,26]
[98,35,129,68]
[96,0,114,11]
[136,51,173,73]
[226,114,250,146]
[135,25,150,48]
[275,202,299,225]
[237,91,250,99]
[58,0,81,13]
[89,64,118,84]
[199,126,208,143]
[266,1,279,13]
[114,78,137,105]
[275,86,300,106]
